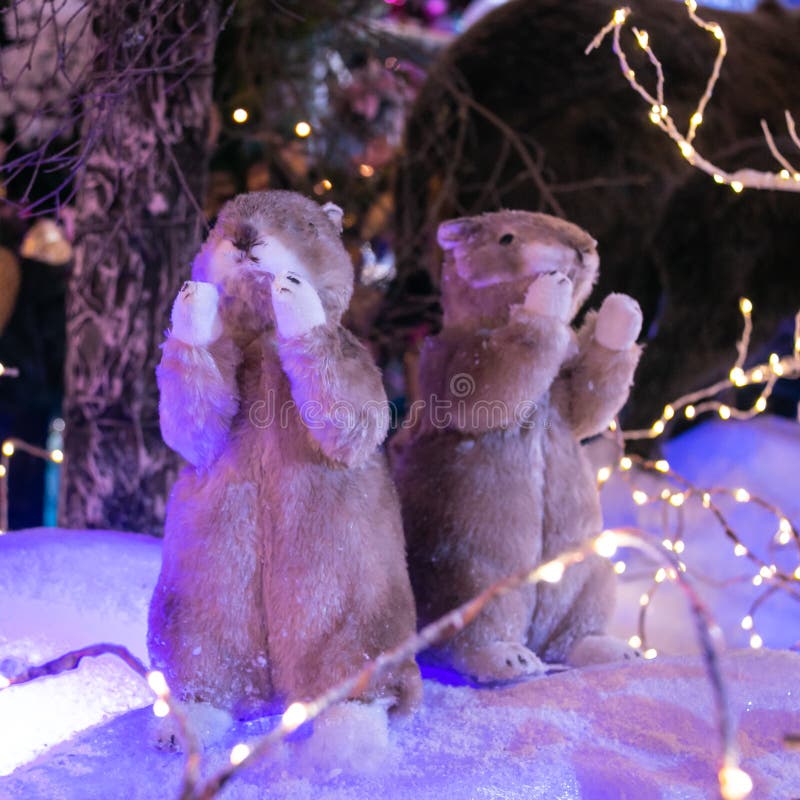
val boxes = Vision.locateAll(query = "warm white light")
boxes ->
[740,615,753,631]
[712,25,724,40]
[0,675,10,689]
[294,121,312,138]
[673,540,685,554]
[0,465,5,478]
[777,518,792,545]
[739,297,753,315]
[731,181,744,193]
[794,566,800,580]
[620,456,633,471]
[632,490,648,506]
[229,743,251,765]
[639,593,650,607]
[734,488,750,503]
[754,397,767,413]
[654,568,666,583]
[719,405,731,420]
[539,561,565,584]
[751,369,764,383]
[685,404,696,419]
[282,701,310,730]
[359,164,375,177]
[635,29,649,48]
[614,561,627,575]
[713,173,725,184]
[654,459,669,473]
[702,492,712,508]
[729,367,746,386]
[651,420,665,435]
[1,441,14,457]
[613,8,628,24]
[690,112,703,127]
[50,449,64,464]
[232,108,248,124]
[596,466,612,484]
[662,538,674,551]
[669,492,685,507]
[759,565,772,579]
[749,633,763,650]
[733,543,747,557]
[663,405,675,420]
[643,648,658,659]
[752,575,763,587]
[147,670,169,697]
[718,765,753,800]
[594,530,619,559]
[152,698,170,718]
[679,141,694,159]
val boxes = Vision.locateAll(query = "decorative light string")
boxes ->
[0,363,20,378]
[622,302,799,441]
[0,529,753,800]
[586,2,800,194]
[0,438,64,534]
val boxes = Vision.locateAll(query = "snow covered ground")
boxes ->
[1,415,799,799]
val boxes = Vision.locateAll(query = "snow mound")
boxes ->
[1,416,799,798]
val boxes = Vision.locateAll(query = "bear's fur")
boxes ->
[148,190,422,717]
[388,0,800,437]
[393,210,642,681]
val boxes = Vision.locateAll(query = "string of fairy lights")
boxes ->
[0,528,756,800]
[586,1,800,195]
[594,299,800,668]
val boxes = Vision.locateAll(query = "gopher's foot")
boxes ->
[457,641,547,684]
[567,634,643,667]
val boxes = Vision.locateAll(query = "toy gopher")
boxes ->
[393,210,643,682]
[148,190,421,717]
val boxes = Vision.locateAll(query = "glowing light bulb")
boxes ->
[597,466,612,484]
[749,633,763,649]
[1,441,14,456]
[777,518,792,545]
[540,561,565,584]
[662,538,674,551]
[0,465,5,478]
[614,561,627,575]
[232,108,248,124]
[754,397,767,413]
[50,449,64,463]
[359,164,375,177]
[751,369,764,383]
[632,490,648,506]
[294,121,312,138]
[620,456,633,471]
[594,530,619,559]
[740,615,753,630]
[719,405,731,420]
[639,593,650,607]
[0,363,4,376]
[759,565,772,579]
[734,488,750,503]
[679,141,694,159]
[713,173,725,184]
[669,492,685,507]
[673,540,685,554]
[731,181,744,193]
[685,0,697,11]
[282,701,309,730]
[654,568,666,583]
[794,566,800,580]
[147,670,169,697]
[712,25,724,40]
[690,112,703,127]
[613,8,628,24]
[685,404,696,419]
[733,543,747,557]
[229,743,251,765]
[702,492,711,508]
[152,698,170,717]
[663,405,675,420]
[719,765,753,800]
[752,575,763,587]
[635,30,649,49]
[651,420,665,435]
[628,635,642,648]
[729,367,746,386]
[654,459,669,473]
[739,297,753,315]
[643,648,658,659]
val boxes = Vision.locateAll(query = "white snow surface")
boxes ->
[1,415,799,799]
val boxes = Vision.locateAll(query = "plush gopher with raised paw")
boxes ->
[149,190,421,717]
[393,210,642,683]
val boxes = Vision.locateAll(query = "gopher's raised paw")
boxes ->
[567,634,643,667]
[523,271,573,322]
[459,641,547,684]
[170,281,223,347]
[595,293,642,351]
[271,271,326,338]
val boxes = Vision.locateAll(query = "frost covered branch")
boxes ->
[586,2,800,194]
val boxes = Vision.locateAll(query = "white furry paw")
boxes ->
[271,271,326,338]
[460,641,547,684]
[523,272,573,322]
[567,634,643,667]
[170,281,223,346]
[595,293,642,350]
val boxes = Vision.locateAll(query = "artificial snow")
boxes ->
[1,416,799,799]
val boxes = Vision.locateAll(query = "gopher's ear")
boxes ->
[322,202,344,234]
[437,217,476,251]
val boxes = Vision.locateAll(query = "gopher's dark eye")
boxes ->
[499,233,514,245]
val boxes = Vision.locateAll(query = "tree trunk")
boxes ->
[59,0,219,533]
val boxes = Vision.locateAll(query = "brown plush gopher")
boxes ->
[394,209,643,682]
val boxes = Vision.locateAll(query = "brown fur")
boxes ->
[393,210,641,680]
[149,190,421,717]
